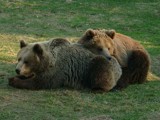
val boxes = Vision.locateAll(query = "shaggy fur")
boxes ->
[9,38,122,92]
[78,29,151,89]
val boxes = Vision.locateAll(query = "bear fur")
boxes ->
[9,38,122,92]
[78,29,151,89]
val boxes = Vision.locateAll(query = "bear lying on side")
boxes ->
[78,29,150,89]
[9,38,122,92]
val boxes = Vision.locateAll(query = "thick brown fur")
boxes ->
[88,56,122,91]
[9,38,122,92]
[78,29,151,89]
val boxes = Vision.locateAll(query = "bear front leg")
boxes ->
[8,76,36,90]
[114,67,130,90]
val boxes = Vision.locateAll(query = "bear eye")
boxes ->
[97,47,103,51]
[18,58,21,62]
[108,48,110,50]
[24,61,29,64]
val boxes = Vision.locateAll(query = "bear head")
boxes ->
[15,38,70,79]
[78,29,116,60]
[15,40,50,79]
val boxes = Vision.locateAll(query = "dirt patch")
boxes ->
[146,112,160,120]
[0,71,8,77]
[81,115,113,120]
[151,55,160,77]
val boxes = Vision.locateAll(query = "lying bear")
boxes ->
[9,38,122,92]
[78,29,150,89]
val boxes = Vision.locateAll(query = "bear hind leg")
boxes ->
[128,50,150,84]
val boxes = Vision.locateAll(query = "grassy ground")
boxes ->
[0,0,160,120]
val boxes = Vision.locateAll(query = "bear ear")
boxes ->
[33,44,43,56]
[105,30,116,39]
[85,29,96,38]
[20,40,27,48]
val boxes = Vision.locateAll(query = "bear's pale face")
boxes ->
[78,29,115,60]
[92,35,115,56]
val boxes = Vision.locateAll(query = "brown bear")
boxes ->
[9,38,122,92]
[78,29,151,89]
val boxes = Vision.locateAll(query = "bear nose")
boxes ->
[107,56,112,61]
[15,69,20,74]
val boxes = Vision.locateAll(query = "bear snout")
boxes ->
[106,56,112,61]
[15,69,20,74]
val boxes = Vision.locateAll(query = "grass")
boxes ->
[0,0,160,120]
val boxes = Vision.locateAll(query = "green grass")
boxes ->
[0,0,160,120]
